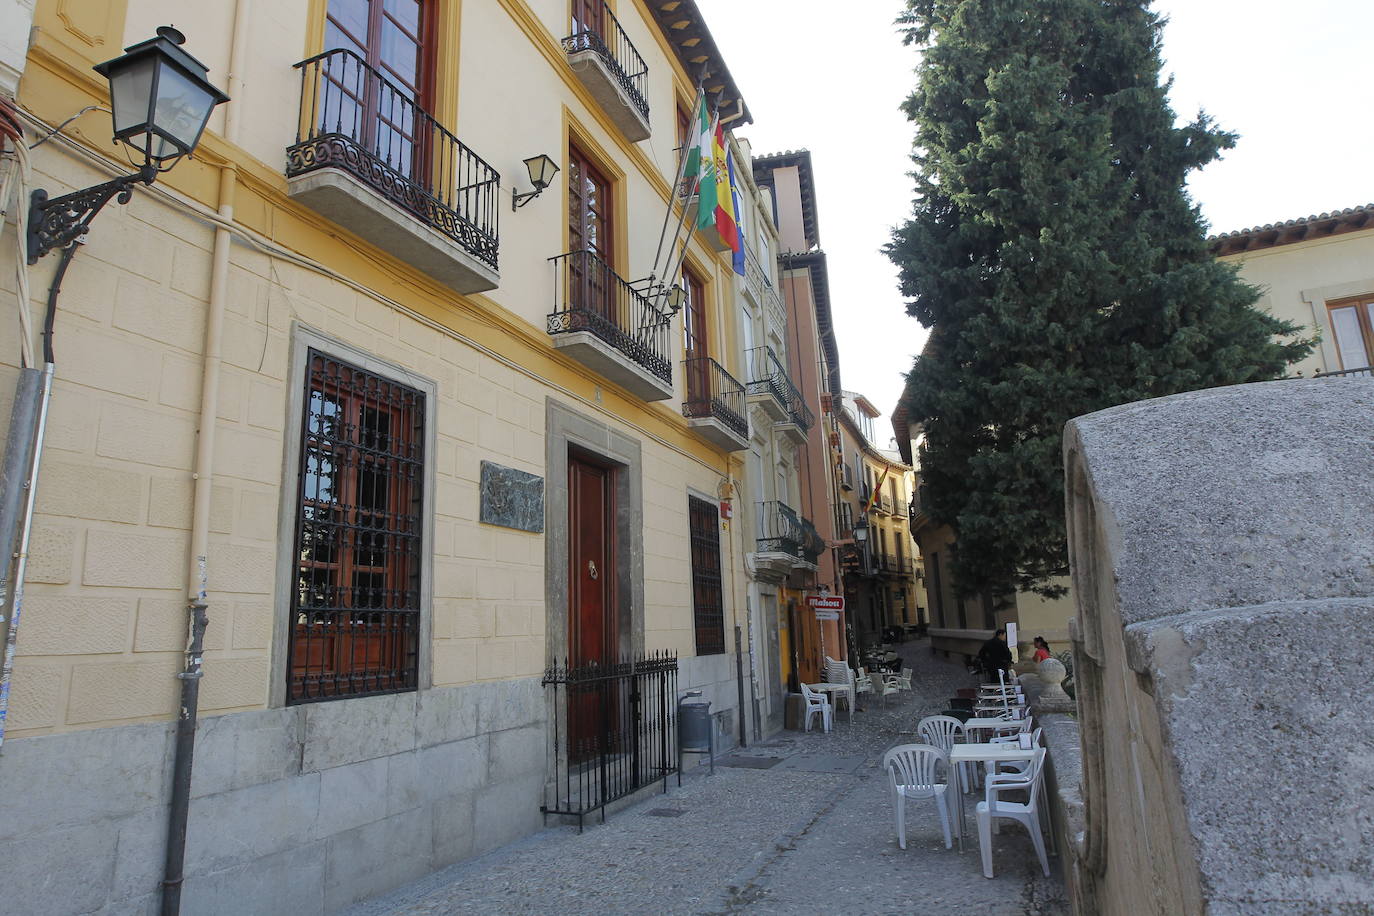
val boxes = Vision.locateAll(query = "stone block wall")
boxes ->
[0,679,545,915]
[1063,379,1374,915]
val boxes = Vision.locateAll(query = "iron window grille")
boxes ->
[287,349,425,703]
[688,496,725,655]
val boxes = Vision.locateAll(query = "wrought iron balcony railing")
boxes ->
[745,346,813,431]
[548,250,672,385]
[756,500,804,558]
[288,49,500,269]
[562,1,649,122]
[683,357,747,439]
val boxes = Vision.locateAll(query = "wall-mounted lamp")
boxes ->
[663,283,686,315]
[27,26,229,263]
[853,515,869,545]
[512,154,559,210]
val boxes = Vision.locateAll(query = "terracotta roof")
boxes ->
[646,1,752,126]
[1207,204,1374,256]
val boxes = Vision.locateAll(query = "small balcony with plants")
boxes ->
[286,49,501,294]
[683,356,749,451]
[547,250,674,401]
[563,1,651,141]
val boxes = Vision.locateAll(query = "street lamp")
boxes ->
[852,515,869,545]
[512,153,559,209]
[27,26,229,263]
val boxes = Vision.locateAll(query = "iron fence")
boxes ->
[541,653,679,830]
[288,48,500,269]
[1313,365,1373,378]
[683,356,747,438]
[562,0,650,122]
[548,250,672,385]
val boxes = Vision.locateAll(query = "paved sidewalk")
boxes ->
[346,645,1070,916]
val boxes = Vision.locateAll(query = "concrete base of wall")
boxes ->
[0,679,545,916]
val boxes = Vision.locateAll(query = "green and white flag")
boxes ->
[686,93,717,230]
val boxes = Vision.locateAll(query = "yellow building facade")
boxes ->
[0,2,812,912]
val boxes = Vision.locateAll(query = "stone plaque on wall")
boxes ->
[479,461,544,533]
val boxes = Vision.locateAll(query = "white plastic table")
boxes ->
[962,716,1027,739]
[948,742,1037,850]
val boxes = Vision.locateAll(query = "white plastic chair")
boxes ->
[873,672,900,707]
[975,746,1050,879]
[853,667,874,698]
[883,743,953,850]
[800,682,833,733]
[916,714,972,791]
[822,660,855,721]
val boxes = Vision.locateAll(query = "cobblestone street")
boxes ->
[345,646,1069,916]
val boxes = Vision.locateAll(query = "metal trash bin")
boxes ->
[678,690,714,774]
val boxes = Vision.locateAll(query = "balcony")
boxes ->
[800,517,825,566]
[752,500,814,580]
[683,357,749,451]
[1314,365,1373,378]
[743,251,788,340]
[745,346,813,444]
[286,50,500,294]
[563,2,651,141]
[548,250,672,401]
[838,463,854,491]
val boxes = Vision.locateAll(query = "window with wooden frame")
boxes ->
[324,0,436,180]
[688,495,725,655]
[288,350,425,703]
[1327,294,1374,373]
[682,266,710,406]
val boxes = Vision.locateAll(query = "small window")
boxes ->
[288,349,425,703]
[1327,295,1374,372]
[688,495,725,655]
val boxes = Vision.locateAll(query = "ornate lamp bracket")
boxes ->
[26,164,157,264]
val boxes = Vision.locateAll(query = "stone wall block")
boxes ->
[199,656,270,710]
[190,706,303,799]
[431,638,477,686]
[314,756,390,838]
[414,683,480,746]
[27,523,75,584]
[43,384,97,453]
[0,821,118,915]
[182,843,326,916]
[1068,379,1374,626]
[59,325,158,400]
[0,720,173,842]
[230,599,273,650]
[16,595,132,655]
[84,530,185,589]
[109,806,168,908]
[114,274,207,353]
[35,460,143,523]
[213,425,284,486]
[476,676,543,733]
[429,790,476,866]
[206,542,277,594]
[237,488,280,541]
[471,771,544,857]
[416,734,489,800]
[301,692,418,772]
[67,659,180,724]
[5,662,64,730]
[96,402,197,470]
[487,724,543,783]
[323,809,434,913]
[384,750,424,816]
[184,772,322,875]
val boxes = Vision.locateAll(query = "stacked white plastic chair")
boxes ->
[799,681,833,733]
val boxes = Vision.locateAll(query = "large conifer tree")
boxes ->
[887,0,1313,597]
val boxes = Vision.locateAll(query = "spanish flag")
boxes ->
[712,120,740,254]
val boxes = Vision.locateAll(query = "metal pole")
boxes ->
[733,626,746,748]
[0,370,42,655]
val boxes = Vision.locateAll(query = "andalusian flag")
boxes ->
[695,104,719,231]
[712,120,740,253]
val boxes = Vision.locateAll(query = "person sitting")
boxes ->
[977,628,1013,682]
[1032,636,1052,663]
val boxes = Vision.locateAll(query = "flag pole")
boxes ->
[649,91,701,284]
[661,108,719,308]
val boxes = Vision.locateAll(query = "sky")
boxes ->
[696,0,1374,442]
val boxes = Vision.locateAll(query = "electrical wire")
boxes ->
[9,105,732,480]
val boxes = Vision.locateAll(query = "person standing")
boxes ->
[977,628,1013,681]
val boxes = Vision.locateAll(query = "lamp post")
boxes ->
[26,26,229,264]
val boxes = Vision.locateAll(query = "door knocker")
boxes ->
[588,560,598,580]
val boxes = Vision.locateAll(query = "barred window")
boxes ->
[288,350,425,703]
[688,495,725,655]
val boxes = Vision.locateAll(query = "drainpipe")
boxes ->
[160,161,235,916]
[0,243,76,750]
